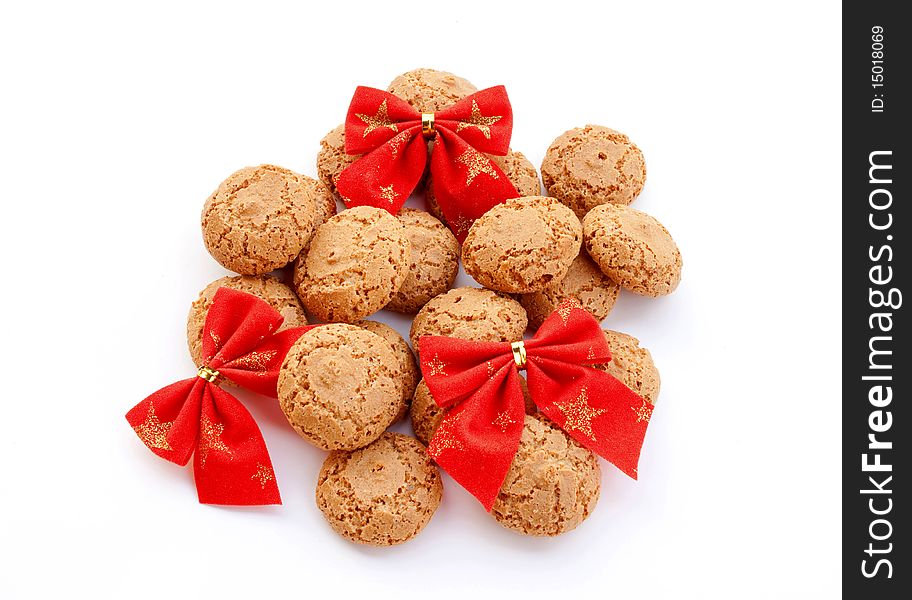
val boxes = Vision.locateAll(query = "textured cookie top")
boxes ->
[541,125,647,218]
[385,209,460,314]
[425,149,540,223]
[201,164,318,275]
[278,324,401,451]
[316,124,359,201]
[463,196,582,294]
[386,68,477,112]
[410,287,528,350]
[594,329,660,405]
[186,275,307,368]
[491,414,601,536]
[519,250,620,329]
[316,432,442,546]
[582,203,682,297]
[297,206,411,322]
[358,320,419,422]
[302,175,337,229]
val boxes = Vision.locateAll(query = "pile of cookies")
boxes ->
[193,68,681,545]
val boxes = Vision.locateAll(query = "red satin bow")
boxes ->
[126,288,313,505]
[419,299,653,510]
[335,85,520,241]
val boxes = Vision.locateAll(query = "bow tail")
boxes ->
[126,377,205,466]
[335,127,427,214]
[193,385,281,505]
[528,358,651,479]
[428,365,525,511]
[430,130,520,242]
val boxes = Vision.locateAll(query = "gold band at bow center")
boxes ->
[421,113,436,138]
[197,365,220,383]
[510,341,527,369]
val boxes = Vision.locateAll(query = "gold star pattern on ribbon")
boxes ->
[251,463,275,490]
[554,387,606,441]
[426,354,448,377]
[387,131,409,158]
[492,411,516,433]
[451,214,473,238]
[379,184,397,205]
[356,99,398,138]
[456,148,499,187]
[231,349,278,372]
[586,345,596,361]
[632,398,654,423]
[428,412,465,459]
[455,100,502,139]
[198,415,232,468]
[556,297,585,325]
[485,360,496,379]
[133,402,172,451]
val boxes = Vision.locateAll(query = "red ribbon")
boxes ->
[125,288,314,505]
[335,85,519,242]
[419,299,653,510]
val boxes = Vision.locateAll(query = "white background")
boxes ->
[0,1,841,598]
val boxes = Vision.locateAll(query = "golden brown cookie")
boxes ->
[594,330,660,405]
[201,165,319,275]
[385,209,460,314]
[491,415,601,536]
[278,324,401,451]
[316,124,360,202]
[386,68,477,112]
[541,125,647,218]
[410,287,528,351]
[411,378,537,446]
[186,275,307,368]
[357,320,419,422]
[294,206,411,322]
[519,250,620,329]
[316,432,442,546]
[425,150,540,222]
[462,196,582,294]
[304,176,337,228]
[582,203,682,297]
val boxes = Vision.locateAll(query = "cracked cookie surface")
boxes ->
[386,68,477,112]
[357,320,419,422]
[582,203,682,296]
[410,287,527,351]
[316,124,360,202]
[316,432,442,546]
[201,164,319,275]
[385,209,460,314]
[463,196,582,294]
[541,125,646,218]
[278,324,401,451]
[593,329,660,405]
[519,250,620,328]
[295,206,411,323]
[491,415,601,536]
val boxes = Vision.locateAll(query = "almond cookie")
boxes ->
[519,250,620,329]
[385,209,460,314]
[411,378,537,446]
[201,164,319,275]
[594,330,660,405]
[462,196,582,294]
[316,124,359,202]
[186,275,307,368]
[425,149,541,223]
[316,432,443,546]
[358,320,419,422]
[294,206,411,322]
[541,125,647,218]
[305,176,337,228]
[410,287,527,351]
[491,414,601,536]
[386,68,477,112]
[582,203,682,296]
[278,324,401,451]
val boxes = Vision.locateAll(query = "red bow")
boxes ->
[335,85,519,241]
[419,299,653,510]
[125,288,314,505]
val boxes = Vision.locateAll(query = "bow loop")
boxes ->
[418,299,653,509]
[344,87,420,154]
[435,85,512,155]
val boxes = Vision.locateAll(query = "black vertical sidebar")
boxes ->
[843,1,908,596]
